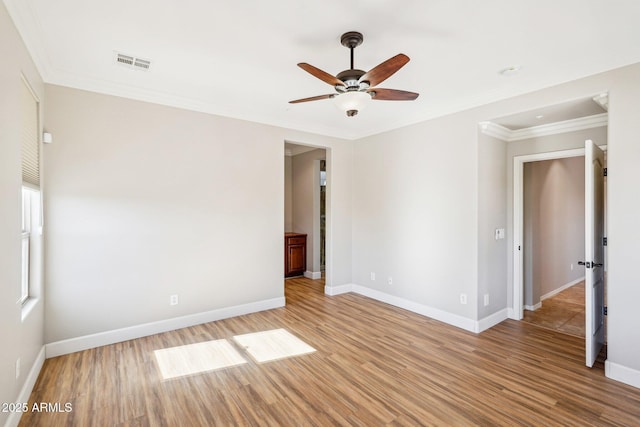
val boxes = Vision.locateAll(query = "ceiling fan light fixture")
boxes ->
[332,91,372,117]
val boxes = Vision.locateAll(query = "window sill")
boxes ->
[21,297,39,323]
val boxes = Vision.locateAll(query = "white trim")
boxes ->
[304,270,322,280]
[327,284,507,333]
[512,147,587,320]
[541,277,585,301]
[509,113,608,141]
[481,113,608,142]
[45,297,285,358]
[324,283,353,296]
[477,309,509,333]
[351,285,478,333]
[513,154,524,320]
[479,121,512,141]
[5,346,46,427]
[605,361,640,389]
[524,302,542,311]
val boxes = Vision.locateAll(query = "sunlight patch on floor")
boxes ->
[154,339,247,380]
[233,328,316,363]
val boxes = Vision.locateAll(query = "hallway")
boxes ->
[522,282,585,337]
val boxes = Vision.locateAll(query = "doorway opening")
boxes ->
[512,143,608,367]
[519,154,586,338]
[284,142,329,289]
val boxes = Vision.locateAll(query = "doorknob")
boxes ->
[578,261,603,268]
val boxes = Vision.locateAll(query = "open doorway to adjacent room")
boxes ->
[284,142,328,289]
[481,94,608,353]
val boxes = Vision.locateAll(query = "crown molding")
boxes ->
[480,113,608,142]
[592,93,609,111]
[479,121,512,141]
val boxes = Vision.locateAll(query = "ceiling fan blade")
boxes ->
[297,63,345,87]
[360,54,410,87]
[368,88,419,101]
[289,94,335,104]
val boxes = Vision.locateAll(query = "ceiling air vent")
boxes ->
[114,52,151,71]
[133,58,150,70]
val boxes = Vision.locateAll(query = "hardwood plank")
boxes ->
[19,277,640,426]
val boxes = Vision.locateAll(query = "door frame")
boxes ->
[512,148,587,320]
[284,142,332,290]
[512,145,607,319]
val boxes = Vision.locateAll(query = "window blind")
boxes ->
[21,78,39,188]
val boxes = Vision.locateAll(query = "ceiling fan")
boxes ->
[289,31,419,117]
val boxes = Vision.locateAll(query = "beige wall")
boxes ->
[0,3,45,426]
[524,157,585,307]
[43,85,285,342]
[353,110,480,319]
[478,133,508,318]
[40,85,355,345]
[42,86,351,345]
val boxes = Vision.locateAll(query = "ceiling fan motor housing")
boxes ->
[336,69,368,92]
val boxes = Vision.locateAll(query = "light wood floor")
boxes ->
[20,277,640,426]
[521,281,585,337]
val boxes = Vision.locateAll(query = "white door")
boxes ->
[584,139,606,367]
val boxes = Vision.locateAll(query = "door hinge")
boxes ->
[603,306,608,316]
[603,237,607,246]
[604,167,607,177]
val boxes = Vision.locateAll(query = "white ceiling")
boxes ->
[5,0,640,140]
[491,96,607,130]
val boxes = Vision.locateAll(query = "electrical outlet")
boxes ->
[571,263,574,271]
[170,294,179,306]
[388,276,393,285]
[15,358,20,379]
[484,294,490,306]
[370,272,376,281]
[460,293,467,305]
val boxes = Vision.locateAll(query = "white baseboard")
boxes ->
[605,360,640,389]
[351,285,477,333]
[477,309,509,333]
[524,302,542,311]
[324,283,353,296]
[541,277,585,301]
[328,284,507,333]
[5,346,46,427]
[304,270,322,280]
[45,297,285,358]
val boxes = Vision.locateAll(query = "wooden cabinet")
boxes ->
[285,233,307,277]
